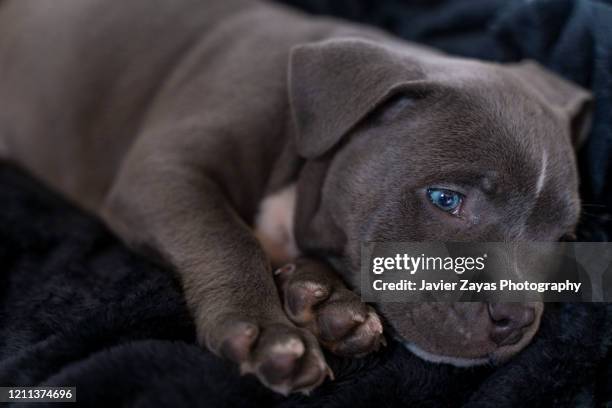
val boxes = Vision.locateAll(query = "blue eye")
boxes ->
[426,188,463,214]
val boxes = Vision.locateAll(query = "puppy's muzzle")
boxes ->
[382,301,543,366]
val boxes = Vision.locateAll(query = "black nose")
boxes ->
[487,303,535,346]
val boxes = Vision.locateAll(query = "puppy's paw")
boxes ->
[275,260,385,358]
[215,319,332,395]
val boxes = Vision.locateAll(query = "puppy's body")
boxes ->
[0,0,591,394]
[1,0,298,210]
[0,0,393,392]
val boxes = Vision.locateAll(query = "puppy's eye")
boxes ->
[426,188,463,215]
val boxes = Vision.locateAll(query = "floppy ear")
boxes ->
[288,38,426,158]
[509,61,593,149]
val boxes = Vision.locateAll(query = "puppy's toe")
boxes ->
[219,319,331,395]
[317,298,368,341]
[275,260,385,358]
[286,281,330,324]
[248,324,331,395]
[326,309,384,357]
[219,321,259,363]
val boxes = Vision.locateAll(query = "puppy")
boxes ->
[0,0,591,394]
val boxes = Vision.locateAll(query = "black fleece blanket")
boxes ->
[1,0,612,407]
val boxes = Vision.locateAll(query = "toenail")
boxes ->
[244,326,257,337]
[326,365,335,381]
[274,263,296,275]
[353,314,366,323]
[313,289,325,298]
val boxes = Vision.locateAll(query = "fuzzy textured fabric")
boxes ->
[2,0,612,406]
[0,166,610,408]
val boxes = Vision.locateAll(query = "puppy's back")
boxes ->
[0,0,256,207]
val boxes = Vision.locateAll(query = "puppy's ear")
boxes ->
[509,61,593,149]
[289,38,426,158]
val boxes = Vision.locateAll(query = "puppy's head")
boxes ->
[290,38,592,365]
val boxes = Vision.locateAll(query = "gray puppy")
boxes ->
[0,0,591,395]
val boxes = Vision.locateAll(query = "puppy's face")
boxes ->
[291,38,591,364]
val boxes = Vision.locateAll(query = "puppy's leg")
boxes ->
[101,144,330,395]
[275,258,385,357]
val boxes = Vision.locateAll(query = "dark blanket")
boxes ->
[1,0,612,407]
[1,165,611,407]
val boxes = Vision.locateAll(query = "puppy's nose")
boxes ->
[487,303,535,346]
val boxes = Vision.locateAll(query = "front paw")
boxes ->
[275,260,385,358]
[213,318,332,395]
